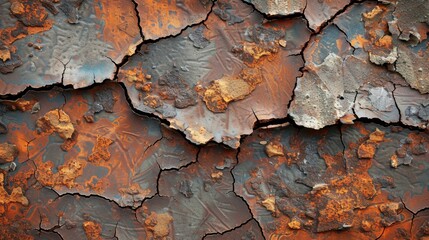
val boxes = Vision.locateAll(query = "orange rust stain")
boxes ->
[144,211,174,240]
[137,0,210,40]
[0,19,54,46]
[0,173,28,206]
[265,140,285,158]
[93,0,141,58]
[358,128,385,159]
[36,109,75,140]
[375,35,393,48]
[203,68,263,112]
[362,5,383,19]
[88,136,114,164]
[351,35,370,48]
[83,221,102,240]
[36,159,86,189]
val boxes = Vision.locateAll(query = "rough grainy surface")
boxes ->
[0,0,429,239]
[0,0,141,94]
[119,0,309,148]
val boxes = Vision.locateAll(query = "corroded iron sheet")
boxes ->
[233,122,429,239]
[0,0,141,95]
[0,0,429,239]
[119,0,310,147]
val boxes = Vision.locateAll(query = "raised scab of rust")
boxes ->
[0,143,18,163]
[203,68,262,113]
[357,128,385,159]
[83,221,102,240]
[88,136,113,164]
[0,172,28,206]
[36,159,86,189]
[36,109,75,139]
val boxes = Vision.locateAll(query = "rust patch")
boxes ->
[88,136,114,164]
[136,0,213,40]
[36,109,75,140]
[203,68,262,113]
[144,211,173,240]
[36,159,86,189]
[0,173,28,206]
[83,221,102,240]
[265,140,284,157]
[232,42,279,67]
[0,99,36,112]
[358,128,385,159]
[0,143,18,164]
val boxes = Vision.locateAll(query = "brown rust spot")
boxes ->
[137,0,212,40]
[60,132,78,152]
[119,184,151,208]
[143,95,162,108]
[36,159,86,189]
[36,109,75,139]
[232,42,278,67]
[203,68,262,113]
[88,136,114,164]
[358,128,385,159]
[358,143,377,159]
[378,202,403,227]
[0,143,18,164]
[83,221,102,240]
[118,67,147,84]
[1,99,37,112]
[144,212,173,240]
[265,141,285,158]
[0,173,28,206]
[10,0,49,27]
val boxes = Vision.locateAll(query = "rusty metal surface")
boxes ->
[0,0,429,239]
[233,122,429,239]
[119,0,309,148]
[0,0,141,95]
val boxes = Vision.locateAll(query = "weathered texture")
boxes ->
[0,0,141,95]
[290,1,429,130]
[136,0,213,40]
[138,145,252,239]
[244,0,306,16]
[119,0,310,147]
[304,0,351,31]
[0,83,199,209]
[0,0,429,239]
[233,122,429,239]
[204,219,265,240]
[396,40,429,94]
[0,142,18,163]
[289,53,354,129]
